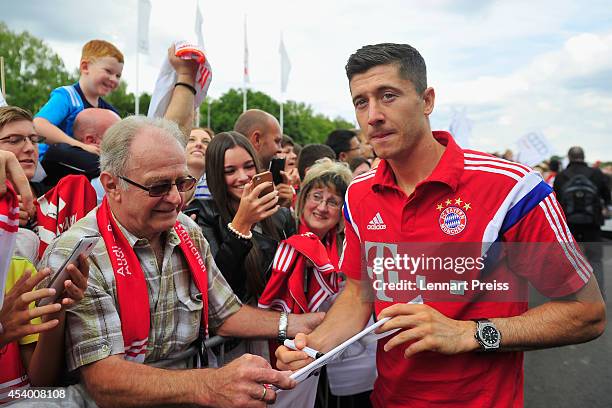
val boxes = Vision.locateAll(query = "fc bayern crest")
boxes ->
[436,197,471,235]
[439,207,467,235]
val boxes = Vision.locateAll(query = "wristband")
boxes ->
[175,82,197,95]
[227,222,253,240]
[277,311,288,344]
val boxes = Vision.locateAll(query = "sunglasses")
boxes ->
[119,175,197,197]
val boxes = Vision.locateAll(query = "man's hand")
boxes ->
[276,171,295,208]
[199,354,296,407]
[275,332,313,371]
[0,269,61,348]
[57,254,90,308]
[287,312,325,337]
[168,45,199,80]
[284,168,300,187]
[376,303,478,358]
[0,150,33,213]
[17,194,36,227]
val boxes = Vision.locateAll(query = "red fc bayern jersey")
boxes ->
[340,131,590,408]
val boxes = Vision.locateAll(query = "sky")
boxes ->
[2,0,612,161]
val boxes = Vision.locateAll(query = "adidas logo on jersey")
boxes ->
[367,212,387,230]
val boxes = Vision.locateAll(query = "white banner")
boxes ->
[243,16,249,84]
[448,107,471,149]
[137,0,151,54]
[195,2,204,47]
[515,131,554,166]
[280,35,291,94]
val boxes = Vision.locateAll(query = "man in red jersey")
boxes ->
[276,43,606,408]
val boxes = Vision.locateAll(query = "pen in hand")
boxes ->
[283,339,324,359]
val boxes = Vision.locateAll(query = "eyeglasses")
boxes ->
[0,134,46,146]
[308,192,342,210]
[119,175,197,197]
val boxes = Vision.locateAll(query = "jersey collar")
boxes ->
[372,131,464,193]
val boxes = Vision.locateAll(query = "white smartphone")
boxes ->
[37,235,100,307]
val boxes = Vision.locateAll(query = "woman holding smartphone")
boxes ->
[186,130,295,312]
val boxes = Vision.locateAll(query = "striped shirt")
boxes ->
[38,208,241,371]
[194,173,212,200]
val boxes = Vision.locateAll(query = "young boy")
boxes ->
[33,40,123,157]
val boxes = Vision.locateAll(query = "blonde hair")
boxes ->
[81,40,124,64]
[296,160,352,220]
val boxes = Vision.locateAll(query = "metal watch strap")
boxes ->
[277,311,288,344]
[474,319,500,351]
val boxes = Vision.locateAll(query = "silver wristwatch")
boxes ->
[277,311,288,344]
[474,319,501,351]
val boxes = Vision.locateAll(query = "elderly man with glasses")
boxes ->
[32,116,323,408]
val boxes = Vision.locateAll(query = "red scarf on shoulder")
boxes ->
[96,197,208,362]
[36,175,97,258]
[258,220,340,314]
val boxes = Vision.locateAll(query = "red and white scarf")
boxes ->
[258,223,340,314]
[0,342,29,405]
[0,181,19,309]
[0,182,27,404]
[96,197,208,363]
[36,175,97,258]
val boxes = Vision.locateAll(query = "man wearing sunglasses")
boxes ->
[34,116,323,407]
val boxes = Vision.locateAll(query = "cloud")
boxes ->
[2,0,612,160]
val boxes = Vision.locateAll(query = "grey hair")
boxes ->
[100,116,186,188]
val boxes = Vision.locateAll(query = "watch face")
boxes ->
[481,325,499,345]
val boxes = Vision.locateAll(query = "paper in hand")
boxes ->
[288,295,423,384]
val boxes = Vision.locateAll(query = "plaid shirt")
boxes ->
[38,208,241,372]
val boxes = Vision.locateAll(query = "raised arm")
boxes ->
[163,45,198,140]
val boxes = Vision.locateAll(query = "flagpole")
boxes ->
[207,100,211,128]
[279,32,282,132]
[0,57,5,97]
[243,15,248,112]
[280,100,284,133]
[135,50,140,115]
[279,32,291,133]
[135,0,140,115]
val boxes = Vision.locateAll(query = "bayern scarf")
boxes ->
[0,181,18,312]
[96,197,209,362]
[36,175,97,258]
[258,223,340,314]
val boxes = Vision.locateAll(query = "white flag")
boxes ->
[137,0,151,54]
[195,2,204,48]
[0,91,7,107]
[448,107,471,148]
[515,131,555,166]
[243,16,249,84]
[280,35,291,93]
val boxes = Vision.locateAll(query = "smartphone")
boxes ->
[252,171,274,197]
[182,207,199,219]
[37,235,101,307]
[269,157,286,185]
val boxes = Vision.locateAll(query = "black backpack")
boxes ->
[560,172,602,225]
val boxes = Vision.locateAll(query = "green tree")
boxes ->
[199,88,354,145]
[0,22,76,112]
